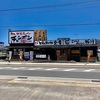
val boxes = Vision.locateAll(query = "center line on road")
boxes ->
[28,68,36,70]
[0,67,4,69]
[6,67,12,68]
[63,69,76,71]
[46,68,59,70]
[84,69,96,72]
[28,68,42,70]
[20,67,26,69]
[11,68,19,70]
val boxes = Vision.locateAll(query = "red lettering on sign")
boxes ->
[20,32,23,35]
[26,32,31,35]
[11,32,15,35]
[16,32,20,35]
[21,40,27,43]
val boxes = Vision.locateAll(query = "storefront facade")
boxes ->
[34,39,97,62]
[8,29,97,62]
[8,29,47,60]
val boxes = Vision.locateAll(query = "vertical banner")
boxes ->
[56,50,60,60]
[9,51,12,61]
[30,51,34,60]
[87,50,93,62]
[19,51,23,60]
[56,50,60,57]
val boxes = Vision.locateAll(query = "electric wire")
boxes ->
[0,5,100,16]
[0,23,100,28]
[0,0,100,12]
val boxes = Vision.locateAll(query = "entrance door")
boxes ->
[50,49,57,60]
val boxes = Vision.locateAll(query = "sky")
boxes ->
[0,0,100,46]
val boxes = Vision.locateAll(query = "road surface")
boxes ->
[0,64,100,80]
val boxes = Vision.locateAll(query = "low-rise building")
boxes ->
[7,29,98,62]
[0,42,8,59]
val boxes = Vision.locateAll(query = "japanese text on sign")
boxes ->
[9,31,34,43]
[34,39,96,46]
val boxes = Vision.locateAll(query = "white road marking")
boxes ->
[20,67,26,69]
[63,69,76,71]
[11,68,19,70]
[6,67,12,68]
[84,69,96,72]
[46,68,59,70]
[28,68,36,70]
[0,67,98,73]
[0,67,4,69]
[28,68,42,70]
[30,68,41,69]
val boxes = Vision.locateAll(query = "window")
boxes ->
[13,49,19,56]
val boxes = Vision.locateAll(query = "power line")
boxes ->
[0,0,100,12]
[0,23,100,28]
[1,5,100,16]
[27,5,100,13]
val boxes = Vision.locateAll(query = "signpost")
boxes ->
[30,51,34,61]
[19,51,23,61]
[9,51,12,62]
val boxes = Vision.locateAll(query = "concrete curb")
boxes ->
[1,75,100,86]
[0,61,100,65]
[0,75,95,83]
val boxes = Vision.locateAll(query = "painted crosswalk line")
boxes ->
[28,68,42,70]
[84,69,96,72]
[46,68,59,70]
[0,67,99,72]
[63,69,76,71]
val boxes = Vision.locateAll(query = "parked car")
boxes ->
[0,50,7,60]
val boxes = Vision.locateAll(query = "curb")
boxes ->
[0,75,95,83]
[1,75,100,87]
[0,62,100,65]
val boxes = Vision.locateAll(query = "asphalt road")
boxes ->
[0,64,100,80]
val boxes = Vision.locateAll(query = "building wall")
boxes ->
[8,30,98,61]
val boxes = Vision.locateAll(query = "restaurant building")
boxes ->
[8,29,97,62]
[8,29,47,60]
[34,39,97,62]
